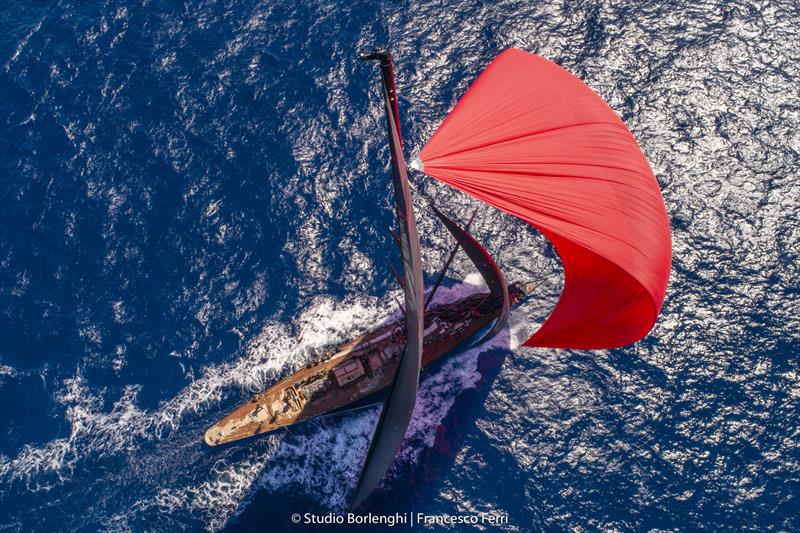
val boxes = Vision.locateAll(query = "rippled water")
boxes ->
[1,1,798,531]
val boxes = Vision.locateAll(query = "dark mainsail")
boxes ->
[350,51,424,510]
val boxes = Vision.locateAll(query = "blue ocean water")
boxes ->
[1,0,798,531]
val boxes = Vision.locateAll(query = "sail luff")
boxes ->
[430,205,510,348]
[424,207,478,309]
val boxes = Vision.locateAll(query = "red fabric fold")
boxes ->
[418,49,671,349]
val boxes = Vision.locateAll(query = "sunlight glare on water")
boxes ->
[0,0,798,531]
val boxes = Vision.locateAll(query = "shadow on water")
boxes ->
[367,345,521,530]
[223,347,515,533]
[220,278,518,532]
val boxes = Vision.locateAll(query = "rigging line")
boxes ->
[424,206,479,309]
[379,2,390,51]
[408,172,436,221]
[388,262,404,287]
[393,294,405,316]
[389,228,401,247]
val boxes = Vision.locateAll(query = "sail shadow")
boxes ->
[351,314,515,515]
[216,276,500,527]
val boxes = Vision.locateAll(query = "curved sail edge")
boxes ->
[416,48,672,349]
[524,230,657,349]
[430,204,510,348]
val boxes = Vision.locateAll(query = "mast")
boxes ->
[362,50,403,147]
[350,50,424,510]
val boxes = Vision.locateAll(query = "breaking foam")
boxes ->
[0,268,556,530]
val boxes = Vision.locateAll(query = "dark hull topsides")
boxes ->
[204,282,538,446]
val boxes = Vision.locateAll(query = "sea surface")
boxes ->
[1,1,798,531]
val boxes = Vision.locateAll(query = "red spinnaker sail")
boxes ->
[416,49,671,349]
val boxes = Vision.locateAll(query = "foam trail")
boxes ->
[97,271,551,531]
[0,234,554,532]
[0,292,393,490]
